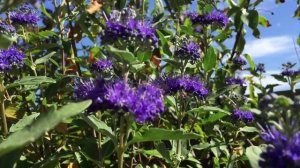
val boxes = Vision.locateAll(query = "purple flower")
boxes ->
[225,77,246,86]
[105,81,164,123]
[233,56,247,66]
[186,10,229,27]
[175,41,201,62]
[74,78,164,123]
[73,79,107,113]
[0,47,24,71]
[158,76,209,98]
[281,68,299,77]
[259,128,300,168]
[205,11,229,27]
[9,4,39,24]
[90,59,113,72]
[194,26,202,33]
[130,84,164,123]
[101,9,158,47]
[257,63,266,73]
[105,81,136,111]
[0,21,16,33]
[232,109,254,123]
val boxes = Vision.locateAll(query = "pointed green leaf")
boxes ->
[0,34,13,49]
[35,52,56,65]
[82,115,117,145]
[9,113,40,133]
[7,76,56,89]
[128,128,200,145]
[244,54,255,71]
[203,47,217,72]
[245,146,262,168]
[106,45,136,64]
[0,100,92,157]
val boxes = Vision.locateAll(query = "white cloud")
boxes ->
[244,36,294,58]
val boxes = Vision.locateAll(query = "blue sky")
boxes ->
[239,0,300,91]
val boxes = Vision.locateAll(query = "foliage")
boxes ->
[0,0,299,168]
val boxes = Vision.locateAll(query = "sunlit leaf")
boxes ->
[0,100,92,157]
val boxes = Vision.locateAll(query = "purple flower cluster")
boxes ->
[73,79,107,113]
[232,109,254,122]
[281,68,299,77]
[74,80,164,123]
[101,9,158,46]
[0,21,16,33]
[105,81,136,111]
[175,41,201,62]
[257,63,266,73]
[186,10,229,27]
[260,128,300,168]
[157,76,209,98]
[0,47,25,71]
[233,56,247,66]
[225,77,246,86]
[130,85,164,123]
[90,59,113,72]
[9,4,39,24]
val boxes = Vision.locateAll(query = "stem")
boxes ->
[118,117,126,168]
[97,112,102,163]
[0,80,8,136]
[229,24,243,61]
[229,0,250,61]
[57,12,66,75]
[65,0,82,76]
[29,52,38,76]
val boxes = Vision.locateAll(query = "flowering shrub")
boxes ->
[0,0,299,168]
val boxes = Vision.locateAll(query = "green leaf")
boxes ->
[258,16,271,27]
[203,47,217,72]
[295,6,300,18]
[40,4,54,21]
[0,0,28,12]
[9,113,40,133]
[106,45,136,64]
[187,106,231,116]
[152,0,164,17]
[115,0,126,10]
[165,96,176,107]
[238,126,259,133]
[274,96,294,107]
[252,28,260,38]
[82,115,117,145]
[0,100,92,157]
[236,36,246,53]
[201,112,228,125]
[127,128,200,146]
[248,10,259,29]
[156,142,172,163]
[137,51,152,62]
[35,52,56,65]
[156,30,172,56]
[188,106,231,124]
[0,34,13,49]
[272,74,288,83]
[32,153,70,168]
[245,146,262,168]
[0,149,22,168]
[297,34,300,46]
[244,54,255,71]
[8,76,56,88]
[167,0,192,12]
